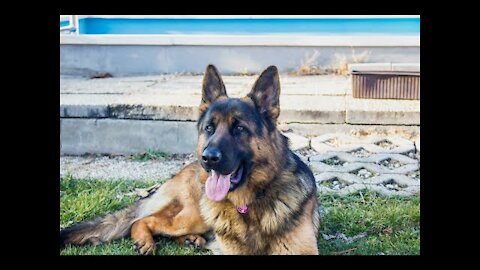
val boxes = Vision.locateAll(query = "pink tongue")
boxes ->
[205,171,231,201]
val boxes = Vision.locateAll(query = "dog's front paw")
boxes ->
[177,234,207,249]
[134,239,156,255]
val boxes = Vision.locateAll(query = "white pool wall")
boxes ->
[60,15,420,75]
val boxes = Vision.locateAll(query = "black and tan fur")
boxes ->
[60,65,320,255]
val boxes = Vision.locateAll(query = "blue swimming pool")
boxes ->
[60,18,420,35]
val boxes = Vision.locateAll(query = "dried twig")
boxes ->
[125,183,162,198]
[90,72,113,79]
[330,247,358,255]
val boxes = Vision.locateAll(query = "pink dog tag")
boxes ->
[237,205,248,214]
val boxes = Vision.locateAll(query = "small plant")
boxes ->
[381,179,407,191]
[378,158,405,170]
[319,178,350,190]
[291,47,371,76]
[350,168,377,179]
[328,48,371,75]
[321,156,346,166]
[130,149,168,161]
[291,50,327,76]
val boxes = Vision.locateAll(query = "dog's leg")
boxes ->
[131,217,158,255]
[130,197,184,255]
[131,197,210,255]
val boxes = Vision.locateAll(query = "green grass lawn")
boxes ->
[60,175,420,255]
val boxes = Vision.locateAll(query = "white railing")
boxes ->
[60,15,79,34]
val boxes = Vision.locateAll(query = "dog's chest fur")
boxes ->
[199,172,314,254]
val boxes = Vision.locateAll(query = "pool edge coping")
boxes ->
[61,15,420,20]
[60,34,420,47]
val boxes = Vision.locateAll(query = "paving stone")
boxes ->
[310,133,415,154]
[283,132,310,151]
[310,152,418,164]
[310,161,419,175]
[365,184,419,197]
[308,133,420,197]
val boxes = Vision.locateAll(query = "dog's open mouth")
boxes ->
[205,163,244,202]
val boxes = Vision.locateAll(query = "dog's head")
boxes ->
[196,65,287,203]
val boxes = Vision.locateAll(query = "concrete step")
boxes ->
[60,74,420,155]
[60,74,419,125]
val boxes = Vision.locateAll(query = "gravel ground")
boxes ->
[60,149,420,182]
[60,154,195,181]
[61,150,313,181]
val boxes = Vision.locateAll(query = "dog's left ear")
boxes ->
[247,66,281,123]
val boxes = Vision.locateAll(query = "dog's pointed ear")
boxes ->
[200,65,227,114]
[247,66,281,123]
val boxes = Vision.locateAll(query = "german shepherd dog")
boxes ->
[60,65,320,255]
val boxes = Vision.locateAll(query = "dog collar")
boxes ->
[237,205,248,214]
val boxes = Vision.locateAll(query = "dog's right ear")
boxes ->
[247,66,281,123]
[200,65,227,114]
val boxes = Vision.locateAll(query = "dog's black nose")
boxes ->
[202,148,222,166]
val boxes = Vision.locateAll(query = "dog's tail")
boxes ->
[60,201,142,247]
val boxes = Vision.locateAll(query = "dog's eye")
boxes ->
[234,125,247,136]
[205,125,214,134]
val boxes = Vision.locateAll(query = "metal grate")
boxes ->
[352,71,420,100]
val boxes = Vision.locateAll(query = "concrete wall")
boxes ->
[60,45,420,76]
[60,119,198,155]
[60,119,420,155]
